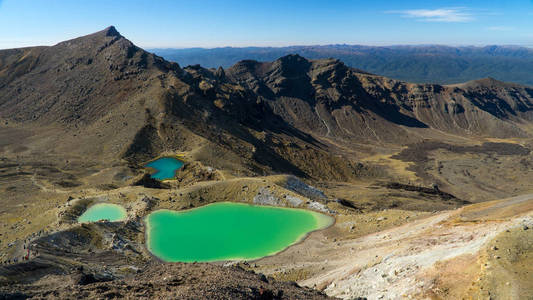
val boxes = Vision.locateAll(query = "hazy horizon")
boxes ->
[146,43,533,50]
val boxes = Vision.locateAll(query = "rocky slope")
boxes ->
[223,55,533,142]
[1,262,330,299]
[0,26,180,124]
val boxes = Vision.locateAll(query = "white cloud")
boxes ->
[388,8,473,22]
[487,26,514,31]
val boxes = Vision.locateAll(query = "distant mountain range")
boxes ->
[150,45,533,86]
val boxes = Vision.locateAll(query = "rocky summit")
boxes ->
[2,27,533,299]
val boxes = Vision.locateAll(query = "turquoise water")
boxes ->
[78,203,127,223]
[145,157,184,180]
[145,202,333,262]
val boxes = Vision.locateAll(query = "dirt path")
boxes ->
[30,173,68,194]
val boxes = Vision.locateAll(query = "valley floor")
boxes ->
[2,125,533,299]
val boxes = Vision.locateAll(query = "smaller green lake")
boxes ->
[145,157,184,180]
[145,202,333,262]
[78,203,127,223]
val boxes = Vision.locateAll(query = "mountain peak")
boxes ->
[102,25,121,37]
[54,26,125,48]
[455,77,517,89]
[272,54,312,76]
[277,53,307,62]
[79,26,123,40]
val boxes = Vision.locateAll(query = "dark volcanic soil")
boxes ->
[0,263,332,299]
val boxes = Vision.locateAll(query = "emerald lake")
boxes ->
[145,202,333,262]
[145,157,184,180]
[78,203,127,223]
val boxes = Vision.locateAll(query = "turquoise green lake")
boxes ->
[145,157,184,180]
[78,203,127,223]
[145,202,333,262]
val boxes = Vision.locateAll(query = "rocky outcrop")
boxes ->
[132,173,169,189]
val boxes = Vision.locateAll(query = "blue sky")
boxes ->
[0,0,532,49]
